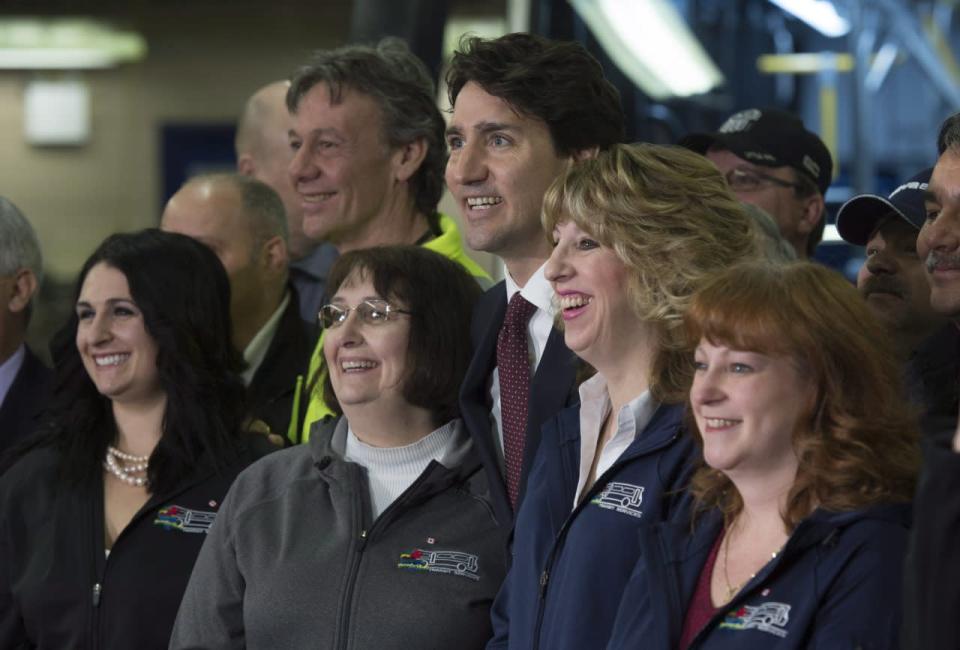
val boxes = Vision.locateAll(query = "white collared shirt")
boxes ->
[488,263,556,469]
[241,292,291,386]
[0,344,26,410]
[572,373,658,508]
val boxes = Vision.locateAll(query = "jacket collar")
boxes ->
[656,500,912,569]
[307,415,483,494]
[556,400,686,456]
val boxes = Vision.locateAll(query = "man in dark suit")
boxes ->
[162,174,314,441]
[904,112,960,650]
[0,197,52,457]
[444,34,625,526]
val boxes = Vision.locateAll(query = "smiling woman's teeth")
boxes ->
[466,196,503,210]
[705,418,739,428]
[341,360,377,371]
[95,354,129,367]
[558,295,591,310]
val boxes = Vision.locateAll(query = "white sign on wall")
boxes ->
[24,78,91,146]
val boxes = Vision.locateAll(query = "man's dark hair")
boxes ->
[40,229,248,495]
[445,33,625,155]
[321,246,481,426]
[287,38,444,228]
[937,111,960,155]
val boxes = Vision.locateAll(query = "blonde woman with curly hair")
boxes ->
[488,143,757,650]
[608,261,919,650]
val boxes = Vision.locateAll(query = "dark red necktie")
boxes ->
[497,292,537,511]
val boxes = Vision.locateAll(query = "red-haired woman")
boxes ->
[608,261,919,650]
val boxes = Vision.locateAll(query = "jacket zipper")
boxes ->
[531,428,681,649]
[334,464,370,650]
[661,537,685,645]
[87,473,207,649]
[91,563,107,649]
[330,460,446,649]
[89,485,107,650]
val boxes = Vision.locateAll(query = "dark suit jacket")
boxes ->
[247,287,317,440]
[459,281,580,529]
[907,323,960,432]
[0,345,52,457]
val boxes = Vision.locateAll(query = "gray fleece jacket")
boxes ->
[169,417,507,650]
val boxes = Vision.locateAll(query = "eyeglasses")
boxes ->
[318,299,411,329]
[725,167,803,193]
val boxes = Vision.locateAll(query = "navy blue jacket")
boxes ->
[607,503,911,649]
[488,401,695,650]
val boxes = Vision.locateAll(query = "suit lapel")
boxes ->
[517,326,579,504]
[247,289,314,404]
[0,347,52,453]
[459,283,511,525]
[459,282,580,525]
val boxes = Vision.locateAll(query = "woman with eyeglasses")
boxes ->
[170,245,507,650]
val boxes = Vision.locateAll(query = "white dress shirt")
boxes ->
[0,344,25,411]
[572,372,658,508]
[241,292,290,386]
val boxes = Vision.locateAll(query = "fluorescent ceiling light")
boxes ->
[570,0,724,100]
[768,0,851,38]
[0,18,146,69]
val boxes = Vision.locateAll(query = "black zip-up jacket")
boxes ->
[0,438,274,649]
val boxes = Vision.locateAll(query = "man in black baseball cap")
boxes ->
[682,107,832,259]
[837,167,955,420]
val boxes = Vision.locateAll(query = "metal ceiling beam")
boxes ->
[874,0,960,108]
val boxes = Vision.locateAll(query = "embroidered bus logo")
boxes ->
[719,602,791,638]
[591,482,645,519]
[397,549,480,581]
[154,505,217,534]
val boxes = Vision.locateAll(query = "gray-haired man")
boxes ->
[0,197,51,456]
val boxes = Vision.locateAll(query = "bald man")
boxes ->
[236,81,338,325]
[162,173,314,438]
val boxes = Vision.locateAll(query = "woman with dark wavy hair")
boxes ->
[608,261,920,650]
[0,229,274,649]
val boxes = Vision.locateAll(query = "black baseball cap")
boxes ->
[835,168,933,246]
[681,107,833,195]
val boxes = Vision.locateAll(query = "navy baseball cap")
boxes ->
[681,107,833,195]
[835,167,933,246]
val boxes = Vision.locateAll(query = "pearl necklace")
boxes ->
[103,445,149,487]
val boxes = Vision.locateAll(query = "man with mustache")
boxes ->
[904,111,960,650]
[920,112,960,324]
[837,168,957,420]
